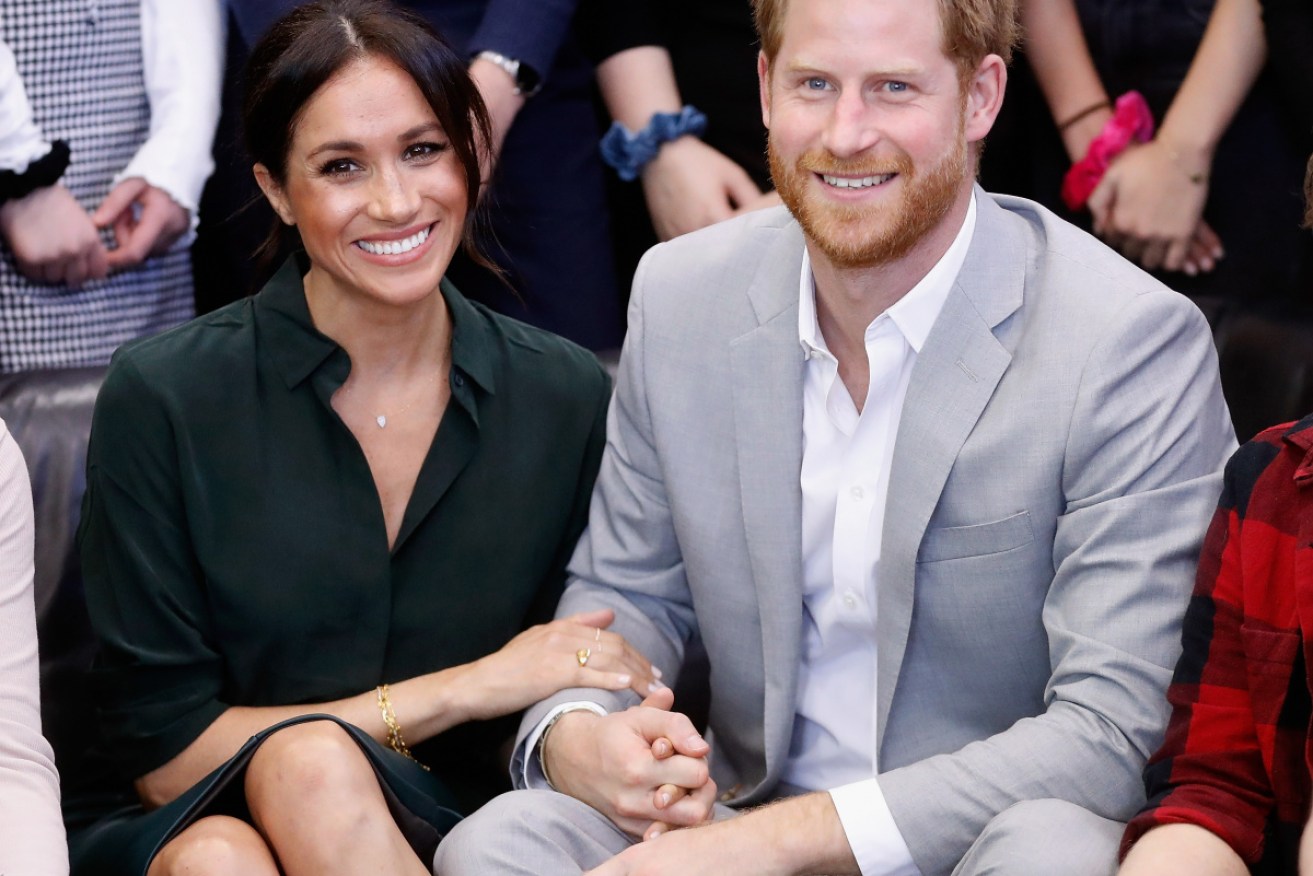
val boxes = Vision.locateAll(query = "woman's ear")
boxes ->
[253,164,295,226]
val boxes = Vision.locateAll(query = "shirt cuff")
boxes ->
[130,0,224,232]
[829,779,922,876]
[0,43,50,173]
[518,701,608,790]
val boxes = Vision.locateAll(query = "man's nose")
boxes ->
[821,90,881,158]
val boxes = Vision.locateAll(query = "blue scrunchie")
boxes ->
[599,106,709,182]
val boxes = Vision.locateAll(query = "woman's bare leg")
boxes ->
[245,720,428,876]
[147,815,279,876]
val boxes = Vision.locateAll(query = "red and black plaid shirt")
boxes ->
[1122,415,1313,870]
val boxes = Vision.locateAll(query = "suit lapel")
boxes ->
[875,192,1027,756]
[730,222,806,787]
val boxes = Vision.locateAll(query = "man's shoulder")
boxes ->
[983,191,1185,307]
[637,207,801,293]
[978,191,1210,344]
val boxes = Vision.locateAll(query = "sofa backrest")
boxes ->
[0,366,106,789]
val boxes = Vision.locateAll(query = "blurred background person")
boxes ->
[984,0,1311,317]
[0,0,223,372]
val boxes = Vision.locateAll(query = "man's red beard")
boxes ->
[769,134,968,270]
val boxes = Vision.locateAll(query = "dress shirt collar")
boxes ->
[255,254,498,396]
[797,192,978,358]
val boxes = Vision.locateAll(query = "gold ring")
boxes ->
[576,648,591,667]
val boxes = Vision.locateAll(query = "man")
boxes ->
[435,0,1236,873]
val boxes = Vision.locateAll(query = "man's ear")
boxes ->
[253,164,295,226]
[963,54,1007,145]
[758,50,772,129]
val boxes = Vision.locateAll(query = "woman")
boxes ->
[68,2,658,874]
[0,419,67,875]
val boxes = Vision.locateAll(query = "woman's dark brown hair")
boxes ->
[242,0,498,275]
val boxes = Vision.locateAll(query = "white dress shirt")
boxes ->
[0,0,223,222]
[795,195,977,876]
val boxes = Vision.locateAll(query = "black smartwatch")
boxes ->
[475,50,542,98]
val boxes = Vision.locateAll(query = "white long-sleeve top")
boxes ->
[0,420,67,876]
[0,0,224,220]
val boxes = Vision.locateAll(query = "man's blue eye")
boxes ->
[805,77,828,90]
[887,81,909,92]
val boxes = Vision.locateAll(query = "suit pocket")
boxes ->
[917,510,1035,563]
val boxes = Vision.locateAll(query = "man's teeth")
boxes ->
[821,173,894,189]
[357,226,430,255]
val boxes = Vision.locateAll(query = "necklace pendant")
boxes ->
[376,415,387,428]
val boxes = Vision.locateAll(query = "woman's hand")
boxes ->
[449,608,664,723]
[641,138,763,241]
[1087,139,1217,274]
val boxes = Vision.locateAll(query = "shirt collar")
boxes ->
[255,255,497,395]
[797,192,977,357]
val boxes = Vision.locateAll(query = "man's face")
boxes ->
[761,0,985,269]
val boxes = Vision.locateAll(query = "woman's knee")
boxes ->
[245,720,376,812]
[147,815,278,876]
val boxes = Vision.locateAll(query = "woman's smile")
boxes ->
[354,221,436,260]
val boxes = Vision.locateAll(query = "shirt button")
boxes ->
[843,591,858,610]
[850,485,864,500]
[452,373,465,388]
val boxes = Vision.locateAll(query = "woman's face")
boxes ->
[256,54,468,310]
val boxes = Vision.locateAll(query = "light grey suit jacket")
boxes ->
[514,191,1237,874]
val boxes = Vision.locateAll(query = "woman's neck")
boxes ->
[302,269,452,382]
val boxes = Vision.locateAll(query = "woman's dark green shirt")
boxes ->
[75,260,610,817]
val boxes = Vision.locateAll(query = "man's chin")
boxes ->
[795,205,912,269]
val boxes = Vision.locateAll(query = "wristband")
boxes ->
[600,105,708,182]
[1060,91,1154,212]
[1056,99,1111,133]
[0,140,70,206]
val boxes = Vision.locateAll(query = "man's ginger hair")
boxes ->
[752,0,1020,82]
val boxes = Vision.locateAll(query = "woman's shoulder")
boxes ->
[97,300,259,420]
[453,293,612,404]
[110,299,257,385]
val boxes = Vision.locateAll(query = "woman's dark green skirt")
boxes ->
[68,715,463,876]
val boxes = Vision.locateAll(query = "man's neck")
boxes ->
[810,187,973,411]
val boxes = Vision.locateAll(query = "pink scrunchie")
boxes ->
[1060,91,1155,212]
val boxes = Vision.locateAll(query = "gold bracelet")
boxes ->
[376,684,430,772]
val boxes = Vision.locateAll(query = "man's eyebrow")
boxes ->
[782,60,924,78]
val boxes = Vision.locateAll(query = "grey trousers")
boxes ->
[433,791,1124,876]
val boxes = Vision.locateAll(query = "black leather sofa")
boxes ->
[6,306,1313,810]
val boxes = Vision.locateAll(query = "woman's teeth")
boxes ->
[357,226,430,255]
